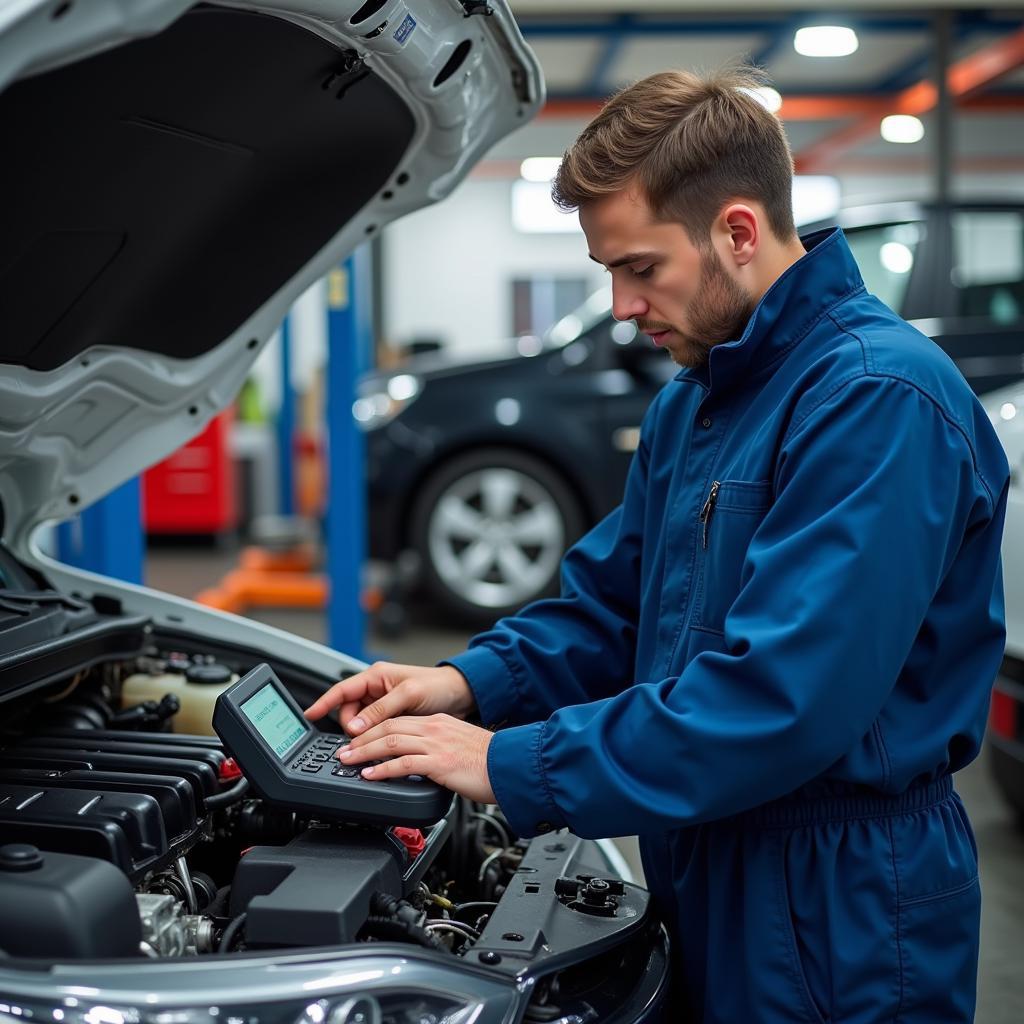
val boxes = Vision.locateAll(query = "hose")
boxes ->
[361,916,448,952]
[205,776,249,810]
[217,912,247,954]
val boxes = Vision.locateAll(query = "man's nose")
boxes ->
[611,283,647,322]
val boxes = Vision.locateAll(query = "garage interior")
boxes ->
[36,1,1024,1020]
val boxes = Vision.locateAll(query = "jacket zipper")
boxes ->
[700,480,721,549]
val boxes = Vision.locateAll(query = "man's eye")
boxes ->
[632,265,654,279]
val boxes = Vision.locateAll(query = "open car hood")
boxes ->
[0,0,543,552]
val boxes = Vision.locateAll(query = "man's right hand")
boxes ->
[302,662,477,736]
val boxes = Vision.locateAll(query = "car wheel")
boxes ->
[411,448,584,625]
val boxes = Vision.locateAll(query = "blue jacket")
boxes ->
[448,227,1009,843]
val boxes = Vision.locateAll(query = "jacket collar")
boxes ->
[674,227,865,394]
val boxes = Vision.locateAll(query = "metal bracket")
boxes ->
[322,51,369,101]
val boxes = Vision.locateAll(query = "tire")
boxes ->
[411,448,585,625]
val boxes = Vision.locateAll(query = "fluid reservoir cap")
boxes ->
[0,844,44,872]
[185,663,233,685]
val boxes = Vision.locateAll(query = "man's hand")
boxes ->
[338,714,496,804]
[303,662,476,735]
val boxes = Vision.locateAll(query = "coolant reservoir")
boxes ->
[121,661,238,735]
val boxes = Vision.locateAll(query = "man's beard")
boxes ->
[639,251,755,369]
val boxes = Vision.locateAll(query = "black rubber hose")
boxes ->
[361,916,448,952]
[205,776,249,810]
[217,912,247,954]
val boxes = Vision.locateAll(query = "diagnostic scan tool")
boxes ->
[213,663,451,827]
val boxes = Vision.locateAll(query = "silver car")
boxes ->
[0,2,669,1022]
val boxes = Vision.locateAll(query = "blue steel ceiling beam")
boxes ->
[749,13,804,70]
[585,14,632,95]
[519,17,939,39]
[876,11,985,94]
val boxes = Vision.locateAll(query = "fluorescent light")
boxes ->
[741,86,782,113]
[880,114,925,144]
[520,157,562,182]
[511,179,582,233]
[880,242,914,274]
[791,175,840,227]
[794,26,858,58]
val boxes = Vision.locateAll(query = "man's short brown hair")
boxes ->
[552,66,797,246]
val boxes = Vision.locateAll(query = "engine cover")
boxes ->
[229,827,408,947]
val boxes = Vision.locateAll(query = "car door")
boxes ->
[586,315,678,510]
[927,208,1024,396]
[840,218,930,320]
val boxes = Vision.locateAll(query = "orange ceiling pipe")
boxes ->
[795,25,1024,172]
[540,92,1024,124]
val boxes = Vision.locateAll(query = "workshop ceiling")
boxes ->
[486,6,1024,179]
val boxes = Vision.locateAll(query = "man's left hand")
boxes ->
[337,714,496,804]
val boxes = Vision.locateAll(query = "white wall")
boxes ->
[380,164,1024,362]
[382,176,606,359]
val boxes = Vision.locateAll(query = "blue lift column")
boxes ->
[277,313,296,519]
[325,247,373,657]
[56,477,144,584]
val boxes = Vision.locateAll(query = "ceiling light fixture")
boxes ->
[741,86,782,113]
[519,157,562,182]
[880,114,925,144]
[794,25,859,58]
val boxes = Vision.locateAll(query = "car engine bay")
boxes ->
[0,616,666,1020]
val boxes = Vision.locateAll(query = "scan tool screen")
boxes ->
[241,681,309,760]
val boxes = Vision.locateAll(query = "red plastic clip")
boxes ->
[219,756,243,781]
[393,827,426,858]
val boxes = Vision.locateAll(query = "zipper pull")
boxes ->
[700,480,721,549]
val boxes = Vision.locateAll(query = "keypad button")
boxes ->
[333,766,359,778]
[310,753,329,762]
[301,763,323,773]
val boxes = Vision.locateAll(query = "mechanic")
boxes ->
[306,66,1009,1022]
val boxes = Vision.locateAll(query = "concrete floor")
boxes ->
[148,544,1024,1021]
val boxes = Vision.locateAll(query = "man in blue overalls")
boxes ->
[307,66,1008,1021]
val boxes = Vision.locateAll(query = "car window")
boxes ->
[543,287,613,348]
[952,211,1024,324]
[842,222,923,315]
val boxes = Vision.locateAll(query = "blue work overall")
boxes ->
[450,229,1009,1022]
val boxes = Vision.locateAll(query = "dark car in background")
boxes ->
[361,296,676,623]
[364,201,1024,623]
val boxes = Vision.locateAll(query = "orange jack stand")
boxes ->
[195,544,383,616]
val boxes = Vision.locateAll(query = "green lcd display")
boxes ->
[240,682,309,759]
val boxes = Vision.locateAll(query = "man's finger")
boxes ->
[339,734,430,764]
[348,715,430,746]
[338,700,363,731]
[348,689,418,734]
[360,753,432,781]
[303,675,373,720]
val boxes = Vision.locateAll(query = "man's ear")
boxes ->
[717,204,759,267]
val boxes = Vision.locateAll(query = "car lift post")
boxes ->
[326,248,372,658]
[277,312,296,518]
[56,477,144,584]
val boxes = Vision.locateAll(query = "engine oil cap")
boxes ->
[0,844,44,871]
[186,663,233,685]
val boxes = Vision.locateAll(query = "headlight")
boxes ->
[353,375,422,432]
[0,951,518,1024]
